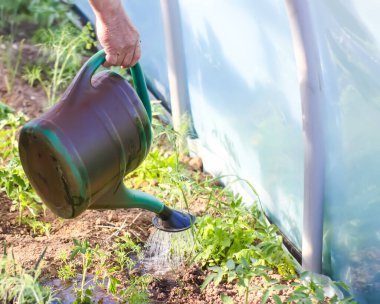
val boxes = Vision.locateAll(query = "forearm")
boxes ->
[89,0,127,23]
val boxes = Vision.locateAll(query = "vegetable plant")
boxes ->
[0,105,50,234]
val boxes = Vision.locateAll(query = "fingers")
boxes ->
[104,52,123,67]
[104,40,141,69]
[121,41,141,68]
[130,43,141,67]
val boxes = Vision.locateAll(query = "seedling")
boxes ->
[70,239,96,303]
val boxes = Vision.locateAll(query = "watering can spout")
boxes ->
[89,185,195,232]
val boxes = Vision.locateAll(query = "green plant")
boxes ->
[27,0,69,28]
[21,216,51,236]
[57,251,77,281]
[125,117,207,213]
[61,235,151,303]
[0,0,69,35]
[203,257,275,304]
[0,243,56,303]
[284,272,357,304]
[24,23,95,105]
[195,195,296,277]
[119,274,152,304]
[0,0,31,34]
[113,233,142,271]
[0,108,49,231]
[0,37,24,95]
[70,239,96,304]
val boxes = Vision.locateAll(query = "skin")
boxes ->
[89,0,141,68]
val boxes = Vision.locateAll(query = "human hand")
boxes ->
[90,0,141,68]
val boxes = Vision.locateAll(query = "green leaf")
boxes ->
[221,294,234,304]
[261,289,270,304]
[107,276,120,295]
[227,271,237,282]
[85,288,93,296]
[12,174,26,188]
[272,294,282,304]
[335,281,350,292]
[226,259,235,270]
[201,273,217,290]
[273,284,288,290]
[214,267,224,286]
[315,286,325,300]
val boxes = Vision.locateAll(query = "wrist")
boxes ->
[89,0,124,23]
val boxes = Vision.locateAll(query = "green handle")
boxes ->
[81,49,152,122]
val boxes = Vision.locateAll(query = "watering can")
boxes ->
[18,50,194,232]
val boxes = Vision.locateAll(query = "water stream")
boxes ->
[142,228,196,275]
[45,228,196,303]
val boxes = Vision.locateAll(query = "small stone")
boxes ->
[107,213,113,222]
[189,157,203,171]
[95,218,101,225]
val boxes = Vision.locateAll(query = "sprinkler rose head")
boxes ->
[153,205,196,232]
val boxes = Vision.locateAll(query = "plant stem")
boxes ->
[81,254,87,302]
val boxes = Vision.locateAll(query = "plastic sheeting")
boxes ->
[176,0,303,248]
[309,1,380,303]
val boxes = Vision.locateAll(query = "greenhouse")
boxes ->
[0,0,379,303]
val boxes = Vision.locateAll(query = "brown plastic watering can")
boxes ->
[18,50,194,232]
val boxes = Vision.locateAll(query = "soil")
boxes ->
[0,43,46,118]
[150,265,295,304]
[0,41,298,304]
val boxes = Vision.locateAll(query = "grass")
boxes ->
[0,243,56,303]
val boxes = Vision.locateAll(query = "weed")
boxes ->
[0,37,24,95]
[24,23,95,105]
[0,243,56,303]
